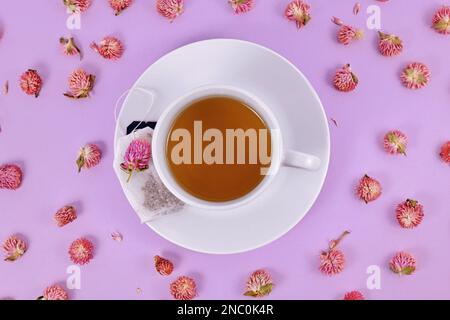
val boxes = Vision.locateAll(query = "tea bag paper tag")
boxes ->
[113,127,184,223]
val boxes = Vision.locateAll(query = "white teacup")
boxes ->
[152,85,321,210]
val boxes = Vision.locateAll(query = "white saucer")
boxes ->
[114,39,330,254]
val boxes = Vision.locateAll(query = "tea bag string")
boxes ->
[114,87,155,137]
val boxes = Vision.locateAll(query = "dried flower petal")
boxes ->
[333,64,358,92]
[353,3,361,15]
[0,164,23,190]
[68,238,94,265]
[3,81,8,95]
[76,143,102,172]
[390,251,416,275]
[338,24,364,45]
[439,141,450,164]
[38,285,69,300]
[396,199,424,229]
[432,6,450,35]
[244,269,273,298]
[2,235,27,262]
[154,255,174,276]
[90,36,124,60]
[64,69,95,99]
[285,0,311,29]
[63,0,91,13]
[356,174,382,203]
[320,231,350,276]
[331,16,344,26]
[109,0,133,16]
[54,205,77,227]
[157,0,184,22]
[378,31,403,57]
[170,276,197,300]
[344,291,364,300]
[229,0,254,14]
[111,231,123,242]
[60,37,82,59]
[120,139,151,182]
[19,69,42,97]
[401,62,430,90]
[383,130,407,155]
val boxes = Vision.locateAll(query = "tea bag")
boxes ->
[113,127,184,223]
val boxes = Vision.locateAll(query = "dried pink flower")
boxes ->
[320,231,349,276]
[54,206,77,227]
[38,285,69,300]
[353,3,361,15]
[338,24,363,45]
[63,0,91,13]
[432,6,450,35]
[285,0,311,29]
[0,164,23,190]
[439,141,450,164]
[60,37,82,59]
[120,139,151,182]
[333,64,358,92]
[383,130,407,155]
[19,69,42,97]
[170,276,197,300]
[244,269,273,298]
[154,255,174,276]
[157,0,184,22]
[378,31,403,57]
[111,231,123,242]
[229,0,254,14]
[356,174,382,203]
[390,251,416,275]
[76,143,102,172]
[344,290,364,300]
[109,0,133,16]
[68,238,94,265]
[396,199,424,229]
[331,16,344,26]
[64,68,95,99]
[400,62,430,90]
[2,235,27,262]
[90,36,124,60]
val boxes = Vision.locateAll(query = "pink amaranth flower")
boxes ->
[154,255,174,276]
[383,130,407,155]
[285,0,311,29]
[68,238,94,265]
[432,6,450,34]
[0,164,23,190]
[19,69,42,97]
[2,235,27,262]
[170,276,197,300]
[60,37,82,59]
[396,199,424,229]
[338,24,364,45]
[109,0,133,16]
[356,174,382,203]
[401,62,430,90]
[64,69,95,99]
[76,143,102,172]
[54,206,77,227]
[38,285,69,300]
[390,251,416,275]
[157,0,184,22]
[439,141,450,164]
[320,231,350,276]
[378,31,403,57]
[244,269,273,298]
[229,0,254,14]
[344,290,364,300]
[90,36,124,60]
[120,139,151,182]
[333,64,358,92]
[63,0,91,13]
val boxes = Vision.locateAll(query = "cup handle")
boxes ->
[282,150,321,171]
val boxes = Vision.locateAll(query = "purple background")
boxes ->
[0,0,449,300]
